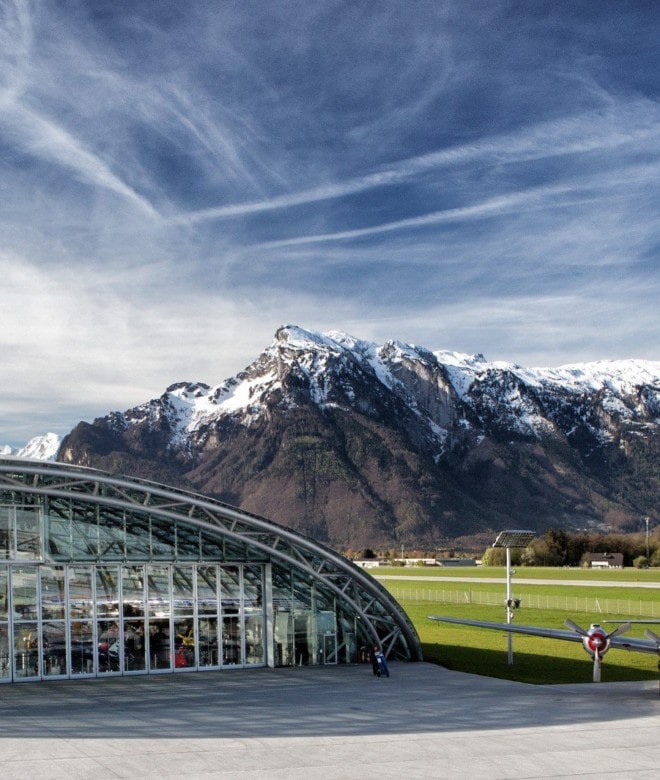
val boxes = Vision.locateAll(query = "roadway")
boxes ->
[0,664,658,778]
[375,575,660,588]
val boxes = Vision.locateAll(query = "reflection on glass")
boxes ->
[147,565,170,619]
[148,619,171,670]
[173,618,195,668]
[15,508,41,559]
[45,512,71,561]
[70,508,98,559]
[122,566,145,617]
[69,566,93,618]
[41,565,66,619]
[42,621,67,676]
[222,615,241,665]
[13,621,40,678]
[0,508,11,560]
[70,620,94,675]
[243,566,262,609]
[172,566,193,616]
[124,620,146,671]
[96,566,120,618]
[0,624,9,678]
[12,566,37,620]
[175,522,200,560]
[197,565,218,616]
[273,610,294,666]
[97,619,120,673]
[198,617,218,667]
[244,611,263,665]
[97,512,125,560]
[150,517,176,559]
[0,568,7,619]
[125,514,151,559]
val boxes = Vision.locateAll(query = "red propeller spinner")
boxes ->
[565,619,632,682]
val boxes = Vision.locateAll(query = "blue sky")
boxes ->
[1,0,659,446]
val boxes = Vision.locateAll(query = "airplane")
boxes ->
[428,615,660,682]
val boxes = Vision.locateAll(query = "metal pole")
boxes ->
[646,517,650,561]
[506,546,513,665]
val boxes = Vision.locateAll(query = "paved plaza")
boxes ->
[0,663,658,778]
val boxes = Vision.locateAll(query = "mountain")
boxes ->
[1,433,61,461]
[46,325,660,549]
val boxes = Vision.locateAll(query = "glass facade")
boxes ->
[0,461,421,682]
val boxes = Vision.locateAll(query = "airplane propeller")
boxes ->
[564,619,632,682]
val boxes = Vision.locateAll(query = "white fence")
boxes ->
[388,588,659,618]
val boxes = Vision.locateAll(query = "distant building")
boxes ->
[585,552,624,569]
[436,558,477,567]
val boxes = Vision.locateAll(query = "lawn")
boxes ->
[375,568,660,685]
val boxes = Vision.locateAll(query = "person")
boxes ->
[371,645,390,678]
[376,648,390,678]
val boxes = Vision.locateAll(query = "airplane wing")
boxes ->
[428,616,660,655]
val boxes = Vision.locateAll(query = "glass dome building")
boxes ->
[0,458,421,682]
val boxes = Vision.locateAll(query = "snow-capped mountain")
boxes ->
[22,326,660,547]
[0,433,61,461]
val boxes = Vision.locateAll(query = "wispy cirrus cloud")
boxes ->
[1,0,659,446]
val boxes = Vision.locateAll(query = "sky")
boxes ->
[1,0,659,447]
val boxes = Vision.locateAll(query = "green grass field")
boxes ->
[375,567,660,685]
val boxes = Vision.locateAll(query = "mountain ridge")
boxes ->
[5,325,658,549]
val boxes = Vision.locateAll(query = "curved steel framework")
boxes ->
[0,458,421,681]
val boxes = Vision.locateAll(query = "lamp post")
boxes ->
[493,530,535,665]
[645,517,650,561]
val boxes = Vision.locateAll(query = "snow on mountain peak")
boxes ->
[2,433,62,461]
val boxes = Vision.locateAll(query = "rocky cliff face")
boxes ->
[58,325,659,549]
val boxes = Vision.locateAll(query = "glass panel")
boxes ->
[317,610,336,665]
[15,507,41,560]
[148,618,171,670]
[200,532,224,561]
[173,618,195,668]
[244,611,263,665]
[70,620,94,675]
[122,566,145,618]
[221,566,241,664]
[13,621,40,678]
[243,566,262,608]
[12,566,38,620]
[196,566,217,616]
[97,619,121,673]
[124,515,151,560]
[124,619,146,671]
[45,511,71,561]
[176,523,200,560]
[0,624,9,679]
[0,568,7,619]
[41,565,66,619]
[198,617,218,667]
[222,614,241,665]
[221,566,241,612]
[42,621,67,676]
[150,517,176,560]
[273,610,294,666]
[147,565,171,619]
[0,507,11,560]
[97,511,125,560]
[69,566,93,619]
[70,507,98,559]
[172,566,194,616]
[95,566,120,618]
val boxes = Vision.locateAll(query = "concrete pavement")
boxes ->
[0,663,658,778]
